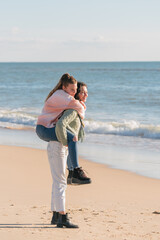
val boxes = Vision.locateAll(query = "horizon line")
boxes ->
[0,60,160,63]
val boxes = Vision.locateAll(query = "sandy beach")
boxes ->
[0,145,160,240]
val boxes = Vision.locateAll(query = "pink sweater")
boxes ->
[37,90,86,128]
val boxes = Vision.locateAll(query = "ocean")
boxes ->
[0,62,160,179]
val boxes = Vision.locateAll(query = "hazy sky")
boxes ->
[0,0,160,62]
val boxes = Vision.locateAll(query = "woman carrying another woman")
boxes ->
[47,81,89,228]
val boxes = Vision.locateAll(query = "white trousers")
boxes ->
[47,141,68,212]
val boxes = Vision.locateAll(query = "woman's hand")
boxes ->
[73,136,78,142]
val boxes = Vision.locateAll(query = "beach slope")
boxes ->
[0,145,160,240]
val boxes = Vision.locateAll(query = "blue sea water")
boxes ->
[0,62,160,179]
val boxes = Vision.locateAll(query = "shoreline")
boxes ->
[0,127,160,180]
[1,145,160,239]
[0,142,160,181]
[0,125,160,179]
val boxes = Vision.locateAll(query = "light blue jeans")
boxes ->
[36,125,78,170]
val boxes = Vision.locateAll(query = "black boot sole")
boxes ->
[72,178,91,184]
[57,223,79,228]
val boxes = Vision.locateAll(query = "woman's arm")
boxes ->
[55,109,78,146]
[67,99,86,119]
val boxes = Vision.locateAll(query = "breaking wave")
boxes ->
[84,120,160,140]
[0,108,160,140]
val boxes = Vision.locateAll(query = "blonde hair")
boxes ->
[45,73,77,101]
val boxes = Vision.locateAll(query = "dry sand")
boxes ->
[0,145,160,240]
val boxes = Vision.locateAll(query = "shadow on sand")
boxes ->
[0,223,56,228]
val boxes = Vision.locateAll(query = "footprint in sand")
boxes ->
[92,212,99,216]
[152,211,160,214]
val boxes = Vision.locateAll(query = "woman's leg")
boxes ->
[47,141,68,213]
[47,141,78,228]
[66,130,79,169]
[36,125,58,142]
[67,130,91,184]
[67,155,73,170]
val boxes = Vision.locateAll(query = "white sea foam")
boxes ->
[84,119,160,140]
[0,108,38,129]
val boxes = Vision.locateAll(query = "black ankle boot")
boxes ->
[57,213,79,228]
[72,167,91,184]
[51,211,59,224]
[67,170,73,184]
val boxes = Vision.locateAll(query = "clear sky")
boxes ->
[0,0,160,62]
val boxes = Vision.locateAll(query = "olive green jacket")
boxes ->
[55,109,85,146]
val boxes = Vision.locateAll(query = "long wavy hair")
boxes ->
[45,73,77,102]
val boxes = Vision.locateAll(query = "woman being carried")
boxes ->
[58,81,90,184]
[36,73,91,184]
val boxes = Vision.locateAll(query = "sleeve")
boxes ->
[67,99,85,119]
[55,109,78,146]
